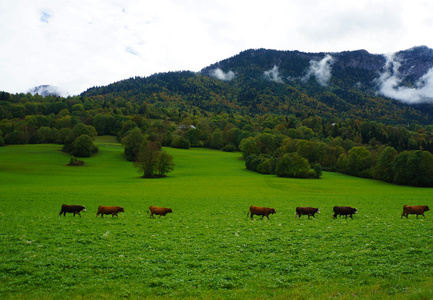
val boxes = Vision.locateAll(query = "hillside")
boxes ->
[82,46,433,124]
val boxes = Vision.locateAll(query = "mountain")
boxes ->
[82,46,433,124]
[201,46,433,97]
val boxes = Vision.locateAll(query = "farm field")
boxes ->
[0,136,433,299]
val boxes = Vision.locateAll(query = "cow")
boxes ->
[401,205,430,219]
[247,205,276,220]
[147,206,173,218]
[333,206,357,219]
[295,207,320,219]
[96,206,124,218]
[59,204,86,217]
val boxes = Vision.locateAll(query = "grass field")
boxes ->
[1,136,433,299]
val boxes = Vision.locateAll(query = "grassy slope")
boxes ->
[0,137,432,299]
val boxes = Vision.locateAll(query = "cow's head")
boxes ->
[270,208,276,214]
[425,206,430,212]
[316,208,320,214]
[119,207,125,212]
[167,208,173,213]
[81,206,86,212]
[353,208,358,214]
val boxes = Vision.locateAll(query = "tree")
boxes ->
[275,152,314,178]
[345,146,371,178]
[155,151,175,177]
[121,128,145,161]
[373,146,397,182]
[62,123,97,154]
[171,135,190,149]
[209,128,223,149]
[93,113,115,135]
[392,151,410,185]
[239,136,259,159]
[71,134,98,157]
[133,141,175,178]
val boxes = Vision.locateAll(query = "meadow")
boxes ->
[0,136,433,299]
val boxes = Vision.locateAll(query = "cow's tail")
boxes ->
[246,210,250,218]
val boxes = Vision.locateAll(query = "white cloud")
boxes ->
[211,68,235,81]
[264,66,283,83]
[1,0,433,95]
[302,55,334,86]
[376,53,433,103]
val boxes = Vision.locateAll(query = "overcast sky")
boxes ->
[1,0,433,96]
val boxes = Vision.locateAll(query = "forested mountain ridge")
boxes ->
[3,47,433,186]
[82,46,433,124]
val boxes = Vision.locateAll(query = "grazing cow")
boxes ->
[401,205,430,219]
[333,206,357,219]
[295,207,320,219]
[247,205,276,220]
[147,206,173,218]
[96,206,124,218]
[59,204,86,217]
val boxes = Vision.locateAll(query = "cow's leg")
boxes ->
[422,213,426,218]
[349,214,353,219]
[78,212,81,217]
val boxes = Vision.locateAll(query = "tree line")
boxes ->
[1,90,433,185]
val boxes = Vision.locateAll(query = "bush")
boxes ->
[171,135,190,149]
[67,156,84,166]
[222,143,237,152]
[245,154,260,172]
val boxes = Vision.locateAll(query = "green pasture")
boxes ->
[0,137,433,299]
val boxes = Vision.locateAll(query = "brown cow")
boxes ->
[401,205,430,219]
[147,206,173,218]
[59,204,86,217]
[333,206,357,219]
[247,205,276,220]
[96,206,124,218]
[295,207,320,218]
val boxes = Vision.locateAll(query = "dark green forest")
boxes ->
[2,48,433,186]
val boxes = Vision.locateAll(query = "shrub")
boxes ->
[222,143,237,152]
[171,135,190,149]
[67,156,84,166]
